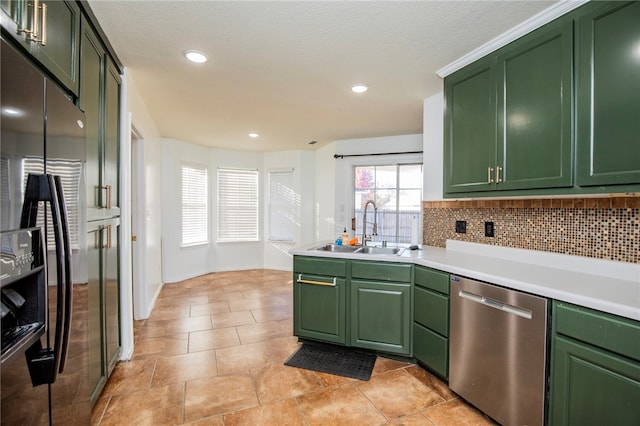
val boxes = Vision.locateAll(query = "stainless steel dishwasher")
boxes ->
[449,275,549,426]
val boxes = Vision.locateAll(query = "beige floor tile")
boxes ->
[188,327,240,353]
[223,398,307,426]
[164,315,212,335]
[253,363,322,404]
[151,350,217,387]
[390,411,435,425]
[422,399,498,425]
[148,305,191,321]
[296,382,387,425]
[250,307,292,323]
[236,318,293,344]
[189,301,230,317]
[266,335,301,363]
[210,310,256,329]
[405,365,458,401]
[358,369,445,420]
[132,335,189,360]
[100,358,156,396]
[215,341,272,375]
[99,383,185,426]
[184,374,259,422]
[372,356,413,376]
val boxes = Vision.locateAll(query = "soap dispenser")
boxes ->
[341,227,349,245]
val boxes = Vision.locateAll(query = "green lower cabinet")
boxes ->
[350,279,411,356]
[293,273,346,345]
[549,301,640,425]
[549,335,640,425]
[413,323,448,378]
[413,266,450,379]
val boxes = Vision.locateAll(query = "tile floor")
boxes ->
[91,269,496,425]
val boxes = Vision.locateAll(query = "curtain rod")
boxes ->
[333,151,423,159]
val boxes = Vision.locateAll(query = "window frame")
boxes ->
[350,155,423,245]
[180,162,209,247]
[267,168,295,242]
[217,167,259,243]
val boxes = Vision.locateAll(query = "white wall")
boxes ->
[263,150,315,271]
[423,91,445,201]
[161,138,216,282]
[314,142,337,241]
[125,72,164,318]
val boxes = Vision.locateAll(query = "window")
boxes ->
[268,170,295,242]
[23,157,83,250]
[217,168,259,242]
[181,163,208,246]
[354,163,422,244]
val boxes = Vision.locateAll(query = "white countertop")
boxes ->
[291,240,640,321]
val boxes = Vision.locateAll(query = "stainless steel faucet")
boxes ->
[361,200,378,246]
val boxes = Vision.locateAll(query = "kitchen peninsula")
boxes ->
[290,240,640,425]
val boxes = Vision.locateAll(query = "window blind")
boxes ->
[181,164,208,246]
[268,170,294,241]
[217,168,258,242]
[23,157,83,250]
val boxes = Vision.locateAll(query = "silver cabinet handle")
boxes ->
[487,167,494,183]
[495,166,502,184]
[40,2,46,45]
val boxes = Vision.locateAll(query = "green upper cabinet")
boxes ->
[0,0,80,94]
[575,1,640,187]
[445,19,573,195]
[444,56,497,194]
[497,20,573,190]
[80,16,121,220]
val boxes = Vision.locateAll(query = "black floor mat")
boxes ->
[284,342,377,381]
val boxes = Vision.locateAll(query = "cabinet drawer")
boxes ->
[414,286,449,337]
[554,302,640,362]
[415,266,449,295]
[294,256,346,277]
[413,323,448,379]
[351,261,412,282]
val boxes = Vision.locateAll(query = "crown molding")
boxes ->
[436,0,590,78]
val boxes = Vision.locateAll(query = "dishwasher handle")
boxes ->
[458,289,532,319]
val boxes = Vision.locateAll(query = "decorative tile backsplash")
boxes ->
[423,197,640,264]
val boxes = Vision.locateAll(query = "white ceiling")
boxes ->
[88,0,557,152]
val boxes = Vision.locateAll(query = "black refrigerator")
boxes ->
[1,36,90,424]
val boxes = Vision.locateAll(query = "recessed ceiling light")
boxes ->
[184,50,208,63]
[248,133,259,138]
[351,84,368,93]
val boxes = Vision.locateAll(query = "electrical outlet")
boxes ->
[455,220,467,234]
[485,221,495,237]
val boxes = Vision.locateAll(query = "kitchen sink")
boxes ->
[313,244,359,253]
[355,246,403,255]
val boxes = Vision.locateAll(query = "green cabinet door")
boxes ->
[549,335,640,425]
[444,56,497,194]
[350,279,411,355]
[104,60,121,214]
[79,17,104,221]
[497,20,573,190]
[0,0,80,94]
[87,222,106,404]
[104,219,121,375]
[294,274,346,345]
[576,1,640,186]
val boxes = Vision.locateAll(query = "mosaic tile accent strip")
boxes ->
[422,197,640,264]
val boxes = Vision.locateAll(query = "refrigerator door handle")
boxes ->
[53,175,72,373]
[18,174,68,385]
